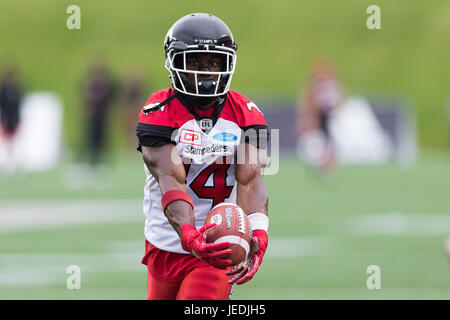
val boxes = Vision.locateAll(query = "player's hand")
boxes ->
[180,223,233,268]
[226,229,268,285]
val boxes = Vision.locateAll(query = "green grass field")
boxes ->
[1,0,450,148]
[1,153,449,299]
[1,0,449,301]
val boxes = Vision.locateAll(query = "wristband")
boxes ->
[161,190,194,213]
[248,212,269,232]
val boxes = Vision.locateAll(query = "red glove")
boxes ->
[180,224,233,268]
[227,229,268,285]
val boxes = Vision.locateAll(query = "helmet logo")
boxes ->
[193,36,217,45]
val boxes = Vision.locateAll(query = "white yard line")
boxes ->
[265,236,335,258]
[0,252,144,288]
[0,200,143,233]
[339,212,450,236]
[2,200,448,237]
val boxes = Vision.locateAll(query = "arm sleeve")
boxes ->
[135,89,177,152]
[240,124,270,149]
[232,95,269,150]
[136,123,175,152]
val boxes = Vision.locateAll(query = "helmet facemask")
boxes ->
[165,45,237,98]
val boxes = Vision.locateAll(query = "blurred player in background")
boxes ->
[0,61,23,173]
[63,59,117,190]
[80,59,117,166]
[136,13,269,300]
[296,57,346,175]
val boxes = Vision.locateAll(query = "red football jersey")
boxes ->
[137,88,268,254]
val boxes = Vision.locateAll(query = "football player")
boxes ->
[0,63,23,173]
[296,57,345,175]
[136,13,269,300]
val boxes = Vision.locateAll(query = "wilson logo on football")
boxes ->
[179,129,202,146]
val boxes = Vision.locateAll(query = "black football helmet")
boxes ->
[164,13,238,97]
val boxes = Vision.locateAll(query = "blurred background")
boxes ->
[0,0,449,299]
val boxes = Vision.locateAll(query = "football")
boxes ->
[204,202,252,266]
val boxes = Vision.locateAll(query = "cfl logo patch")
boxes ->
[199,118,213,131]
[179,129,202,146]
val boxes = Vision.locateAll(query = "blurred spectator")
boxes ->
[296,57,345,174]
[80,60,117,166]
[297,57,394,172]
[120,69,147,150]
[0,62,24,172]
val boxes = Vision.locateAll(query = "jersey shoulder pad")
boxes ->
[224,90,267,128]
[138,88,176,127]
